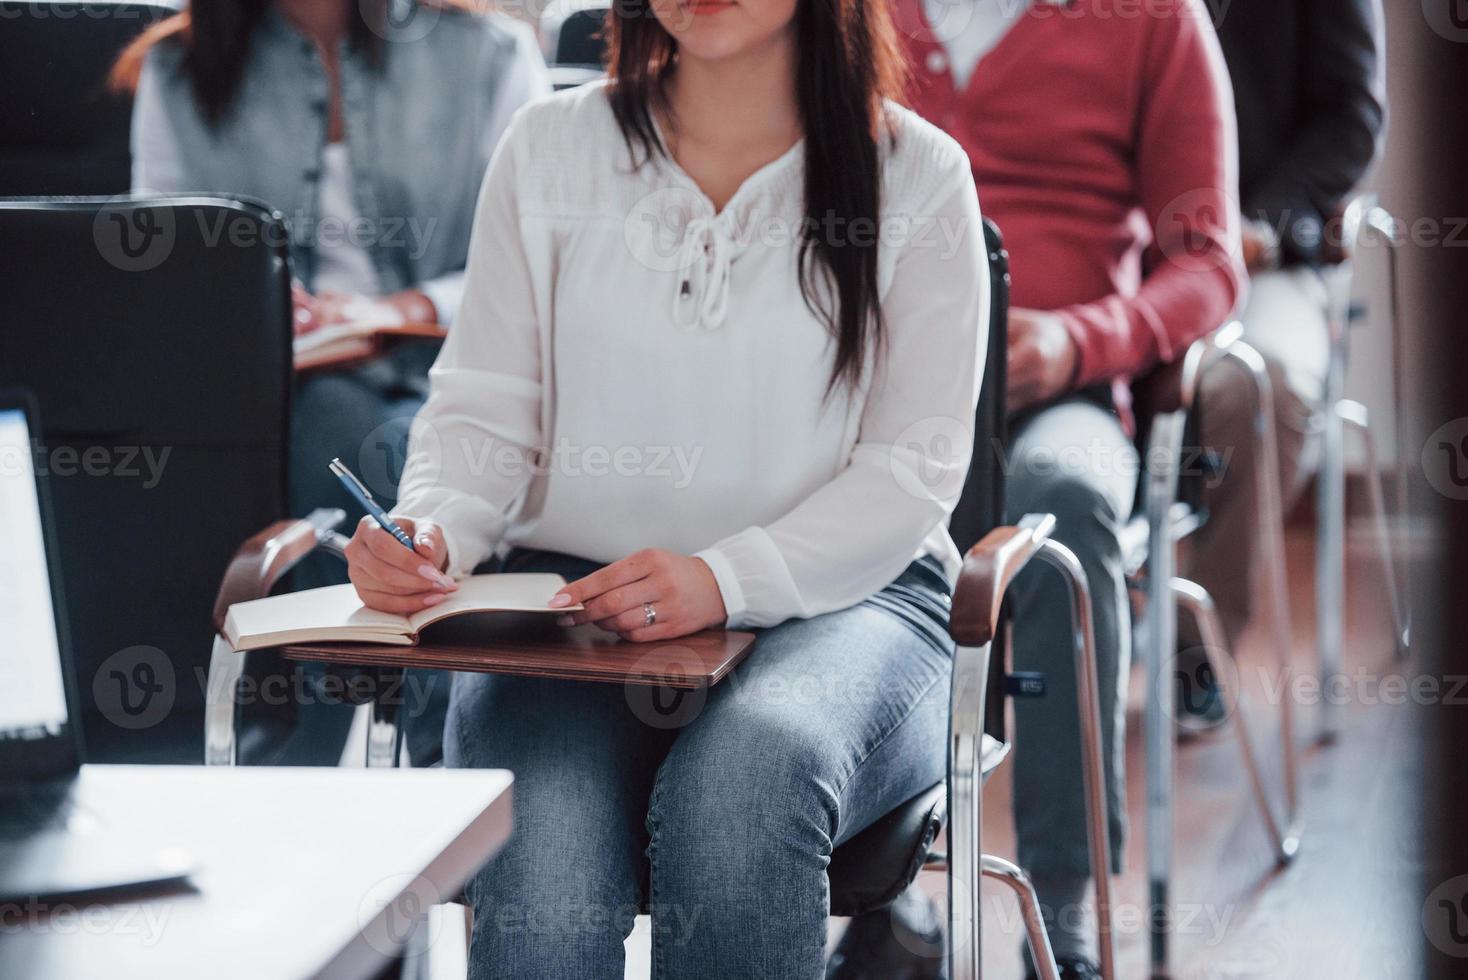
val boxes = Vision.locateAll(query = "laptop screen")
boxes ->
[0,406,74,771]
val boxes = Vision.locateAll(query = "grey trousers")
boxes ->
[1005,397,1136,878]
[1186,267,1329,646]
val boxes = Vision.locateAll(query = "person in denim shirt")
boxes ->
[114,0,549,763]
[117,0,547,514]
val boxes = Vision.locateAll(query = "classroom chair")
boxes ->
[1315,196,1411,741]
[0,195,293,762]
[539,0,610,89]
[1126,325,1305,976]
[204,220,1131,980]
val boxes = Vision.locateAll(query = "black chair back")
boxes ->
[951,218,1010,743]
[824,218,1011,915]
[950,217,1009,555]
[0,1,175,196]
[554,6,608,67]
[0,197,292,760]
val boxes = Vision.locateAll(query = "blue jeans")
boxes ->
[1005,398,1135,877]
[446,550,955,979]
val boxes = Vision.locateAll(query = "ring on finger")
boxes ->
[643,602,657,627]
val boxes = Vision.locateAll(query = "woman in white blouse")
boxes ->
[344,0,988,972]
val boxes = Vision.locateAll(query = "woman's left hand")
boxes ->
[549,549,728,641]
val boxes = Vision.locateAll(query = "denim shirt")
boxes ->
[131,2,549,322]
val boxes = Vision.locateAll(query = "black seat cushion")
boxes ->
[829,783,946,917]
[826,733,1008,918]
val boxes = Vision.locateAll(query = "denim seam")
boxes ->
[447,681,482,912]
[830,666,950,839]
[646,774,668,980]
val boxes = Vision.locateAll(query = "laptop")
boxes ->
[0,388,196,899]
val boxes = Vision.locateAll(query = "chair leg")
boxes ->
[1221,341,1303,847]
[203,636,246,766]
[366,667,406,768]
[1141,409,1185,977]
[1316,398,1347,740]
[948,640,992,980]
[1338,400,1411,658]
[1171,578,1300,865]
[981,855,1059,980]
[1034,541,1117,980]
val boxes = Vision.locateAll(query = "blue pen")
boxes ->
[328,458,418,552]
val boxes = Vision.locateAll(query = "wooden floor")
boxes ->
[961,526,1426,979]
[622,525,1427,978]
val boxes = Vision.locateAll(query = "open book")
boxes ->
[223,574,581,651]
[293,319,447,373]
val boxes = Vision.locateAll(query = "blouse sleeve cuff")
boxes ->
[693,545,748,628]
[392,492,504,579]
[695,525,808,629]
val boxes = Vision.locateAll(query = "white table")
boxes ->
[0,765,512,979]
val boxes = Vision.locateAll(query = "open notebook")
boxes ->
[293,319,447,372]
[223,573,582,651]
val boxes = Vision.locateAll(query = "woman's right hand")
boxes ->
[343,516,458,613]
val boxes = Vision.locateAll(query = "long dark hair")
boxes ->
[111,0,454,122]
[606,0,906,394]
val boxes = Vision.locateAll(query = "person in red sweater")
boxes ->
[831,2,1244,977]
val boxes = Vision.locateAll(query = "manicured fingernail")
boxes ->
[421,594,445,607]
[556,615,574,627]
[548,593,572,608]
[418,564,446,588]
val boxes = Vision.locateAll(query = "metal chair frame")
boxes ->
[1315,196,1411,742]
[1130,326,1304,975]
[942,514,1117,980]
[203,510,1128,980]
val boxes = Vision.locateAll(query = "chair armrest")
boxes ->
[950,513,1057,647]
[211,508,347,633]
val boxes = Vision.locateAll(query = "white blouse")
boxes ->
[393,82,989,629]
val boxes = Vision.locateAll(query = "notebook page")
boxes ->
[407,574,575,632]
[227,583,410,645]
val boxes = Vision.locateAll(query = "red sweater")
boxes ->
[895,0,1245,402]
